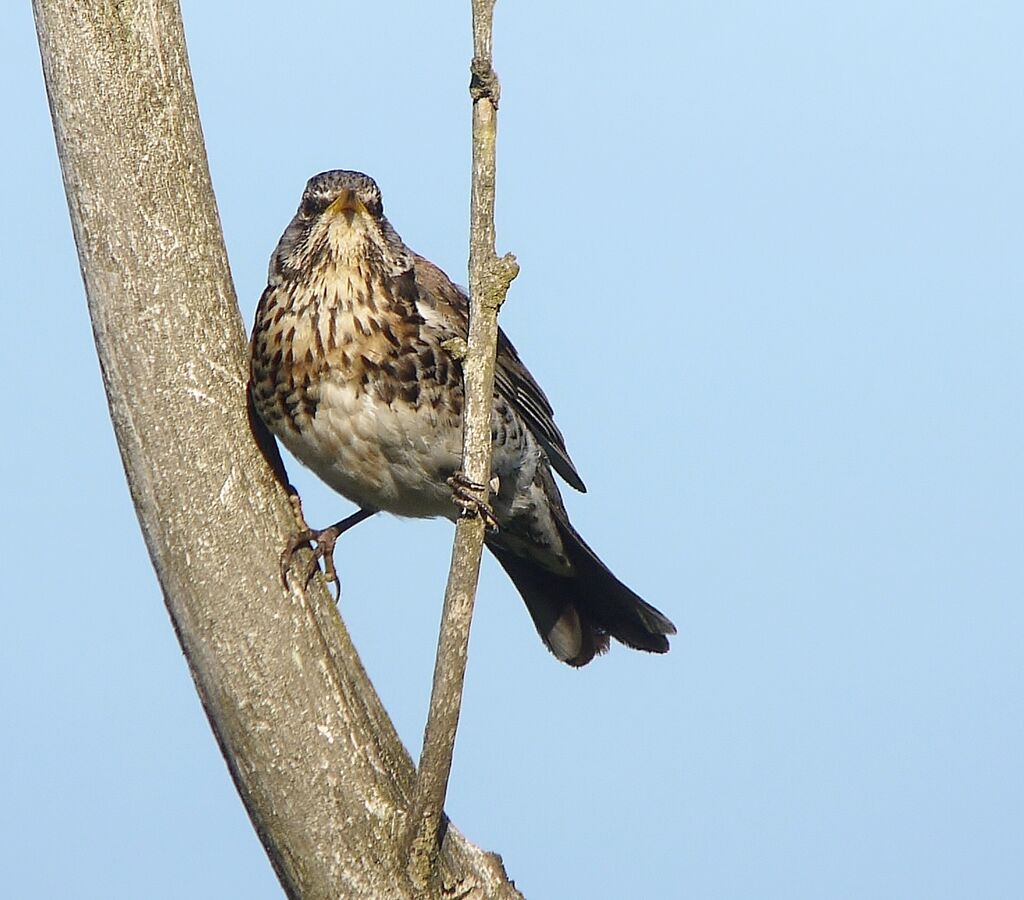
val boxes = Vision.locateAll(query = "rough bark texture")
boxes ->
[33,1,521,897]
[407,0,520,891]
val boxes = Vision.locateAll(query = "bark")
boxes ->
[407,0,519,890]
[33,1,521,897]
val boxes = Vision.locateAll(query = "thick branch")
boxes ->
[33,1,518,897]
[408,0,520,891]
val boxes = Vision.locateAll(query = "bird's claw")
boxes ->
[447,472,499,531]
[279,502,375,599]
[281,526,343,598]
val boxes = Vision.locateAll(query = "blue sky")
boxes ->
[3,2,1021,898]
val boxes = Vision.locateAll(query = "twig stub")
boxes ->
[470,56,501,106]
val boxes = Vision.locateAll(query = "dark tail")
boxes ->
[486,520,676,667]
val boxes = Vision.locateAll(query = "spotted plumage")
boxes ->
[250,170,675,665]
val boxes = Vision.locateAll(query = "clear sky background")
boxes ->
[3,2,1021,898]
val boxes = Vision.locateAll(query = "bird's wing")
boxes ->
[412,255,587,493]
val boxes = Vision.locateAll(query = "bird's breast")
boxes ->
[251,273,468,516]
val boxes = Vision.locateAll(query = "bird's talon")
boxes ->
[278,508,375,599]
[316,530,343,598]
[281,525,343,598]
[448,472,487,493]
[280,529,313,586]
[447,473,499,531]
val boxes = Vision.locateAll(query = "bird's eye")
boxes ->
[300,194,327,218]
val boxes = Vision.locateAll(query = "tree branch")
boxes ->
[408,0,519,891]
[33,1,520,897]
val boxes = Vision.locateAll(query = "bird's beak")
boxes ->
[325,189,367,219]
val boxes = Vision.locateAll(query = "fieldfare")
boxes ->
[250,170,675,665]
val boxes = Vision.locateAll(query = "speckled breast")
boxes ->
[250,269,474,517]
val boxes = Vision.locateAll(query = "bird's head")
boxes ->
[269,170,413,284]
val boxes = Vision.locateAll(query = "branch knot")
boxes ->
[482,252,519,311]
[441,337,469,361]
[469,56,501,107]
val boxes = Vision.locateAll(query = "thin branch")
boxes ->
[408,0,519,891]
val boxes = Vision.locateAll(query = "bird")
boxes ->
[249,170,676,666]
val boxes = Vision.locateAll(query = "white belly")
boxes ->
[279,379,464,518]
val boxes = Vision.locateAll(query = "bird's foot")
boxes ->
[280,499,376,599]
[282,525,344,597]
[447,472,499,531]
